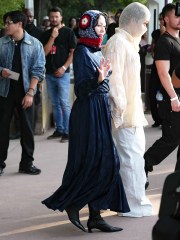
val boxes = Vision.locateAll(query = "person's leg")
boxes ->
[149,64,162,126]
[175,145,180,171]
[113,127,152,217]
[33,83,41,132]
[144,105,180,171]
[46,74,64,134]
[65,205,86,232]
[9,108,21,139]
[18,103,41,175]
[87,204,122,232]
[18,103,35,170]
[15,84,41,175]
[0,95,14,173]
[57,72,71,135]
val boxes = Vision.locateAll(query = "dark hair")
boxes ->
[162,3,176,27]
[115,8,123,16]
[3,10,27,29]
[48,7,62,16]
[162,3,176,18]
[158,12,163,20]
[68,16,76,28]
[94,12,108,29]
[23,8,34,16]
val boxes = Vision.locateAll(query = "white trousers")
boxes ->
[113,126,153,217]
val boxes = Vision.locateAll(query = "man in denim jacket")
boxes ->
[0,10,45,176]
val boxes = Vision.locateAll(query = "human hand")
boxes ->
[54,67,65,77]
[51,27,59,38]
[97,57,111,83]
[22,94,33,109]
[160,24,166,34]
[171,99,180,112]
[1,68,11,78]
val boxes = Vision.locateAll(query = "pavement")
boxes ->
[0,113,177,240]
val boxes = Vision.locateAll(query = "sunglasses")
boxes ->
[4,20,15,26]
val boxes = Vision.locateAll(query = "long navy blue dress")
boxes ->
[42,44,129,213]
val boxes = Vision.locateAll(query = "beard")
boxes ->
[50,23,60,28]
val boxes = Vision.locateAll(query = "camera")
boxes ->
[175,2,180,16]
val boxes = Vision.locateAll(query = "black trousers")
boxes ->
[144,98,180,171]
[176,146,180,171]
[0,82,34,169]
[149,63,162,125]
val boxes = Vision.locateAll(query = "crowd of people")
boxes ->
[0,1,180,236]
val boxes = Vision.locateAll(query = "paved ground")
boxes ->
[0,114,177,240]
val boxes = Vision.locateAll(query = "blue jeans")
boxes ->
[46,73,71,134]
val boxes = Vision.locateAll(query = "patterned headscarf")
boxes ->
[78,10,106,48]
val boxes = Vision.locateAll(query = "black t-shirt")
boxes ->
[151,29,161,44]
[25,23,43,40]
[154,32,180,76]
[154,32,180,96]
[106,23,118,39]
[40,26,77,74]
[12,39,23,84]
[10,39,24,93]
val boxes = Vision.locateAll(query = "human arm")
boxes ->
[22,77,38,109]
[104,40,127,128]
[155,60,180,112]
[43,27,59,56]
[73,47,109,98]
[22,41,46,109]
[54,48,75,77]
[97,57,111,83]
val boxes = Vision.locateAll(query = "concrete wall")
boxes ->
[34,75,75,135]
[147,0,173,43]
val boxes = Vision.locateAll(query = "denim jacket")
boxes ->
[0,31,46,97]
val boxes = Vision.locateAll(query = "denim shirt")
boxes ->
[0,31,46,97]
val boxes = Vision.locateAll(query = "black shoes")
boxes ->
[60,134,69,143]
[88,206,122,233]
[47,131,68,142]
[0,165,41,176]
[65,206,123,233]
[19,165,41,175]
[47,130,63,139]
[66,206,86,232]
[0,167,4,176]
[87,216,123,233]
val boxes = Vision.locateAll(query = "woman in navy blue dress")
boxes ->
[42,10,129,233]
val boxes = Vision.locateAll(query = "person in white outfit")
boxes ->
[104,2,153,217]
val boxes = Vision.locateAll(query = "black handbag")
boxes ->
[152,171,180,240]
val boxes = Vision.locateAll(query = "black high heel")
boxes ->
[87,216,123,233]
[66,206,87,232]
[87,205,122,233]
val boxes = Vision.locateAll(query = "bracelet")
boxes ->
[29,87,35,92]
[170,96,178,101]
[26,91,34,97]
[62,66,67,71]
[50,35,55,38]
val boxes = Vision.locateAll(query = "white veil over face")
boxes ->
[119,2,150,38]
